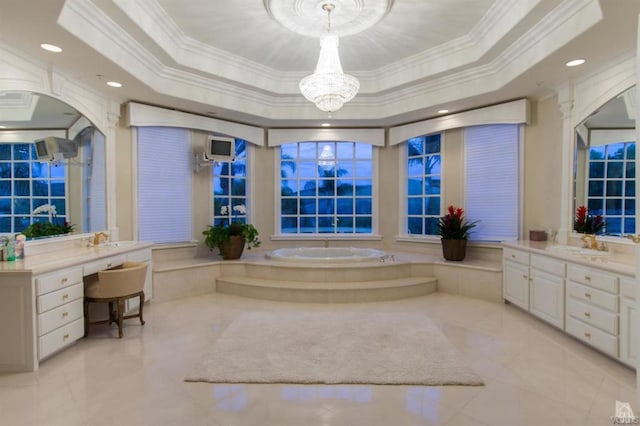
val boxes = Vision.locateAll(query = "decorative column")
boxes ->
[556,84,575,245]
[105,102,120,241]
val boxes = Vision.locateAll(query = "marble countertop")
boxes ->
[0,241,154,275]
[502,240,636,277]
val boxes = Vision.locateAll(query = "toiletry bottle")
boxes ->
[6,238,15,261]
[15,234,25,260]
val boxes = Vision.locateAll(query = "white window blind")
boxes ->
[137,127,192,243]
[464,124,520,241]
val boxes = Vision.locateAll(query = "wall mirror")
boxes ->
[0,91,106,238]
[574,85,636,236]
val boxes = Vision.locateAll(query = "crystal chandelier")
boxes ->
[299,3,359,113]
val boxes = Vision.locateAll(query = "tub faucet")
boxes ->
[93,232,109,246]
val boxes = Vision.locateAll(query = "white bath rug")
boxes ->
[185,311,483,386]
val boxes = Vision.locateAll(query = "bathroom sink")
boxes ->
[546,245,582,254]
[546,245,609,257]
[579,248,610,257]
[98,241,138,248]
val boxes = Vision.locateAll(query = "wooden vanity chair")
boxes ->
[83,261,148,338]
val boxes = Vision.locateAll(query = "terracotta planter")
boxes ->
[219,236,246,260]
[441,238,467,261]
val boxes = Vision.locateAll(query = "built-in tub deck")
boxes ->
[152,249,502,304]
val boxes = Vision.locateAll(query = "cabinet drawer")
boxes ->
[566,280,617,312]
[38,318,84,361]
[37,283,83,314]
[36,267,83,296]
[83,255,126,276]
[566,297,618,335]
[126,248,151,263]
[37,298,83,336]
[503,248,529,265]
[620,276,636,301]
[531,254,565,277]
[566,264,617,294]
[566,316,618,358]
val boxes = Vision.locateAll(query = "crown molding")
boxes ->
[57,0,606,123]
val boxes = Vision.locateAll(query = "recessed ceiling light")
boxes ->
[565,59,585,67]
[321,123,331,127]
[40,43,62,53]
[106,81,123,88]
[437,109,449,114]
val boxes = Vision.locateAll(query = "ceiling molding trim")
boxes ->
[125,102,265,146]
[388,99,529,146]
[267,128,385,147]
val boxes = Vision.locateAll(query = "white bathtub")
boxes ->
[265,247,386,263]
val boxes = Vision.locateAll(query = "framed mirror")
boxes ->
[574,85,636,236]
[0,91,106,237]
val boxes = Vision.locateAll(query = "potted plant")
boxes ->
[202,205,260,260]
[574,205,605,234]
[21,204,75,238]
[438,205,478,261]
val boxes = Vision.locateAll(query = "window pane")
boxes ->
[407,157,423,176]
[624,218,635,234]
[425,217,440,235]
[231,178,246,196]
[13,198,30,214]
[281,143,298,160]
[355,143,372,159]
[607,144,625,159]
[0,145,10,160]
[281,199,297,215]
[0,163,12,179]
[13,162,29,178]
[425,197,440,215]
[355,217,372,233]
[626,162,635,178]
[407,217,422,234]
[587,198,604,214]
[318,198,334,214]
[606,217,621,234]
[0,216,10,232]
[588,181,604,197]
[300,198,316,214]
[300,216,316,233]
[355,198,372,215]
[408,197,422,215]
[589,162,604,178]
[318,216,334,233]
[589,146,605,160]
[0,198,10,214]
[424,135,440,154]
[14,144,31,160]
[299,162,317,178]
[606,181,622,197]
[281,217,297,233]
[50,181,65,197]
[625,198,635,215]
[336,180,353,196]
[425,155,441,175]
[605,199,622,215]
[625,180,635,196]
[32,162,48,178]
[50,165,65,179]
[299,143,317,159]
[0,181,9,195]
[407,138,423,156]
[607,162,624,178]
[336,143,353,159]
[336,198,353,214]
[300,180,316,196]
[355,180,372,196]
[281,161,297,178]
[336,216,353,233]
[408,178,422,196]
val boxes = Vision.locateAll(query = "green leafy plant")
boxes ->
[21,204,75,238]
[202,205,260,256]
[438,205,479,239]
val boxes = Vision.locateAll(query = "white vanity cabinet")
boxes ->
[619,276,637,367]
[35,266,85,360]
[529,254,566,329]
[502,248,530,310]
[565,264,619,358]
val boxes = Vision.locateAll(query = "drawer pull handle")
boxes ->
[61,277,68,283]
[584,276,591,281]
[584,332,591,338]
[522,274,527,279]
[511,254,516,258]
[584,312,591,318]
[63,333,70,340]
[585,292,591,299]
[62,294,69,300]
[62,312,68,318]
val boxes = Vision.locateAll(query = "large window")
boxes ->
[586,142,635,235]
[0,143,67,234]
[213,139,248,225]
[465,124,520,241]
[137,127,192,243]
[406,134,441,235]
[280,141,373,234]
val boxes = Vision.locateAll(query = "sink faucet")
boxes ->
[93,232,109,246]
[580,234,597,250]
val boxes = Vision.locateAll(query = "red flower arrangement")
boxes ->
[574,205,605,234]
[438,205,479,239]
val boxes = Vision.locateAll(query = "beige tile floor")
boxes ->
[0,292,636,426]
